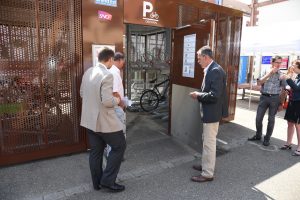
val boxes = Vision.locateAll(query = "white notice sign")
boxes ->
[92,44,115,67]
[182,34,196,78]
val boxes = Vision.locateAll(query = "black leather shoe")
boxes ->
[93,185,101,191]
[248,135,261,141]
[263,139,270,146]
[191,175,214,183]
[101,183,125,192]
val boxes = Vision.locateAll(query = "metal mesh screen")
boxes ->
[0,0,83,163]
[178,5,198,27]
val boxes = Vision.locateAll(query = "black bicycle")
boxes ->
[139,77,169,112]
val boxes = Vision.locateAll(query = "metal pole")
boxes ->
[247,0,258,109]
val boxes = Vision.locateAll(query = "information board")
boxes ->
[182,34,196,78]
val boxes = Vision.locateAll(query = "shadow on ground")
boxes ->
[0,101,299,200]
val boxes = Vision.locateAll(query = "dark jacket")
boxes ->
[287,75,300,101]
[197,61,229,123]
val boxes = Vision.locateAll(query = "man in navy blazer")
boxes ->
[190,46,228,182]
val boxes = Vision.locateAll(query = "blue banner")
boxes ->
[239,56,248,84]
[262,56,272,64]
[95,0,117,7]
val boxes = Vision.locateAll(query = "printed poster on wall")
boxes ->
[92,44,115,67]
[182,34,196,78]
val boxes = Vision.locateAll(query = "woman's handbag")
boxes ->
[282,95,289,109]
[279,89,288,111]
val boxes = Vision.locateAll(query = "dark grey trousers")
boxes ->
[87,129,126,188]
[255,95,280,140]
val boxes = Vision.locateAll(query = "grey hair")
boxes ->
[197,46,213,59]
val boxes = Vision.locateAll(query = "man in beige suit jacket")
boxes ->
[80,48,126,192]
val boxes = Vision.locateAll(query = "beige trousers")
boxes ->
[201,122,219,178]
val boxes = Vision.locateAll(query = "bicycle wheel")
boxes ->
[140,90,159,112]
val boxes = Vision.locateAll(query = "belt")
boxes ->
[261,93,279,97]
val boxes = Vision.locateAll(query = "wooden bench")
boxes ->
[238,83,261,99]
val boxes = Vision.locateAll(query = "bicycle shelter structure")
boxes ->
[0,0,243,165]
[126,24,171,104]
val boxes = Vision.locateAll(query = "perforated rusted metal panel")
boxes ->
[0,0,85,166]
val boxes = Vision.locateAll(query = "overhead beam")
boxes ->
[222,0,251,15]
[256,0,288,8]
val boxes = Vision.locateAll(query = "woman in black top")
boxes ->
[280,60,300,156]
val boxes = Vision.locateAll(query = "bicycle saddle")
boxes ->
[149,78,157,84]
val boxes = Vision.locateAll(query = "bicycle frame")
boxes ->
[152,78,169,100]
[139,77,169,112]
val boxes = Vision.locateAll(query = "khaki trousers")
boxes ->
[201,122,219,178]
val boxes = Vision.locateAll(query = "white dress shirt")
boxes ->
[109,65,124,99]
[201,60,213,90]
[108,64,126,135]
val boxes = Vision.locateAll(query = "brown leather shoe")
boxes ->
[192,165,202,171]
[191,175,214,183]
